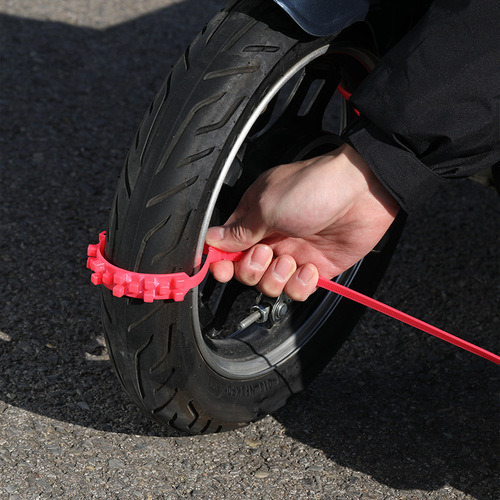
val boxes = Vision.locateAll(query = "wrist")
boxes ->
[340,143,400,216]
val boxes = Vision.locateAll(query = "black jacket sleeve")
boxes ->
[345,0,500,212]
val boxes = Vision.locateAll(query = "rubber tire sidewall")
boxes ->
[101,1,403,434]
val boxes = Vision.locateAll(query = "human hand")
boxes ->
[205,144,400,301]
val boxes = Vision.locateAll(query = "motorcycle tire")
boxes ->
[101,0,405,434]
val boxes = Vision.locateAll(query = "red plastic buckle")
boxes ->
[87,232,242,302]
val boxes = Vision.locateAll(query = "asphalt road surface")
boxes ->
[1,1,499,498]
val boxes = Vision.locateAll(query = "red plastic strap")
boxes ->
[317,277,500,365]
[87,232,242,302]
[87,232,500,365]
[336,85,360,116]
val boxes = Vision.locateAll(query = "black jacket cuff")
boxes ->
[344,120,448,213]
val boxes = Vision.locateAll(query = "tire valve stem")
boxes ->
[237,305,270,331]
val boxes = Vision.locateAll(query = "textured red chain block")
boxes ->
[87,232,243,302]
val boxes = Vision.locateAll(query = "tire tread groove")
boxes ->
[195,96,245,135]
[133,215,171,271]
[154,92,226,175]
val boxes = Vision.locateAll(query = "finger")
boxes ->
[205,215,269,253]
[283,263,319,302]
[205,188,270,253]
[209,260,235,283]
[233,244,273,287]
[257,255,297,297]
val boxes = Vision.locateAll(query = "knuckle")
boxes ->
[237,271,260,287]
[235,262,263,287]
[229,222,251,246]
[210,261,234,284]
[284,273,316,302]
[284,284,306,302]
[258,277,285,298]
[257,283,283,298]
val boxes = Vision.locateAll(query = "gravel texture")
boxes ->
[1,1,499,499]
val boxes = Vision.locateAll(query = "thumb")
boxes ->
[205,217,268,253]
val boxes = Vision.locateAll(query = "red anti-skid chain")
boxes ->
[87,232,242,302]
[87,232,500,365]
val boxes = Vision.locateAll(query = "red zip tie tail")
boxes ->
[317,277,500,365]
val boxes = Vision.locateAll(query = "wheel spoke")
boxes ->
[275,61,341,128]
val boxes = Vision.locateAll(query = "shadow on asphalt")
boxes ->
[274,178,499,500]
[1,0,223,439]
[1,3,498,499]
